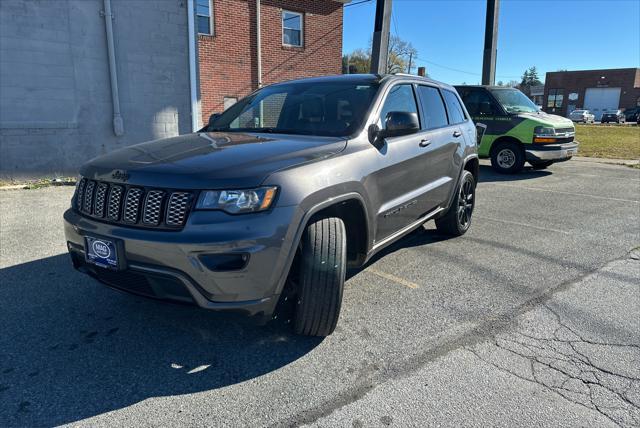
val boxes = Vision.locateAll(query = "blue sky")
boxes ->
[343,0,640,84]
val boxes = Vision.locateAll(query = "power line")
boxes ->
[344,0,373,8]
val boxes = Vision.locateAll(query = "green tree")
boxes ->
[342,35,418,74]
[342,48,371,74]
[519,66,542,95]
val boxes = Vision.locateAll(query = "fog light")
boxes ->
[198,253,249,272]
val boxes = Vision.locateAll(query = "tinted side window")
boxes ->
[416,85,448,130]
[442,90,467,124]
[379,84,419,130]
[459,89,499,116]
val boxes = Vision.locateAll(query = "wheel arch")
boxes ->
[490,135,525,156]
[307,197,369,268]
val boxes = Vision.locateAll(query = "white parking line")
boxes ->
[490,183,640,204]
[365,268,419,289]
[550,168,640,182]
[475,215,571,235]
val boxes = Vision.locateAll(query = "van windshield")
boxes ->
[206,81,380,137]
[489,88,539,114]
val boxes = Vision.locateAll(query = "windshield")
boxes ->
[489,88,539,113]
[206,81,380,137]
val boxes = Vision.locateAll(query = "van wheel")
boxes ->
[435,170,475,236]
[490,141,525,174]
[530,160,553,170]
[293,217,346,336]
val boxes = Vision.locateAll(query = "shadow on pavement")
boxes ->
[0,254,322,426]
[478,165,552,183]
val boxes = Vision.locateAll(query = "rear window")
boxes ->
[416,85,448,130]
[442,90,467,124]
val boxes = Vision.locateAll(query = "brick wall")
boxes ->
[543,68,640,117]
[198,0,343,122]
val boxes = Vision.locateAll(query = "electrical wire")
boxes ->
[344,0,374,8]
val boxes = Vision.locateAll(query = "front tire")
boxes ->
[435,170,476,236]
[293,217,346,336]
[490,141,525,174]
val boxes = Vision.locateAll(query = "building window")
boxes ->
[282,10,303,47]
[197,0,213,35]
[547,89,563,108]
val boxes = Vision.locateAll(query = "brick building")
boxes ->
[197,0,349,122]
[543,68,640,120]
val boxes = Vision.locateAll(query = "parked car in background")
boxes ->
[64,74,479,337]
[601,110,626,124]
[623,107,640,123]
[569,109,595,123]
[455,85,578,173]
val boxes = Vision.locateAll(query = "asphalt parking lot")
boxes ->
[1,159,639,427]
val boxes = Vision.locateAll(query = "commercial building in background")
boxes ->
[0,0,193,177]
[543,68,640,120]
[0,0,350,177]
[197,0,349,122]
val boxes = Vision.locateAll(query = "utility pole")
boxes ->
[406,52,412,74]
[481,0,499,85]
[370,0,392,74]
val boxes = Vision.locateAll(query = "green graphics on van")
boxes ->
[455,86,579,174]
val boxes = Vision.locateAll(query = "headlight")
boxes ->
[533,126,556,136]
[196,186,277,214]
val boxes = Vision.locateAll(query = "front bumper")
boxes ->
[525,141,579,162]
[63,205,302,320]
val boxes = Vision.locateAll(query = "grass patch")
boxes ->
[575,124,640,159]
[0,177,76,190]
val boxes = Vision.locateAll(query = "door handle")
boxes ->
[453,131,462,138]
[419,139,431,147]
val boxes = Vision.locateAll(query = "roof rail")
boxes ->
[392,73,416,77]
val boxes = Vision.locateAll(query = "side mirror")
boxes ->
[368,112,420,147]
[208,113,221,129]
[475,123,487,146]
[381,111,420,138]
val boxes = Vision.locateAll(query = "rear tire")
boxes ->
[490,141,525,174]
[435,170,475,237]
[530,160,553,170]
[293,217,346,336]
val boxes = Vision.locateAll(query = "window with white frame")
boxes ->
[282,10,303,47]
[196,0,213,35]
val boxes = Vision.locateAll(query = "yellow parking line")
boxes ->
[366,268,419,289]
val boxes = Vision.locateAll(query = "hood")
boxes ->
[80,132,347,189]
[516,111,574,128]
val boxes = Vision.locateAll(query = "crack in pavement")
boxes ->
[272,251,640,428]
[466,303,639,427]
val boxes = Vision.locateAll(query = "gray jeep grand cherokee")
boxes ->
[64,74,479,336]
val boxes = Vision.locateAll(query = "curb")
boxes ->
[571,156,639,166]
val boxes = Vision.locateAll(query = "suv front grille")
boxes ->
[74,178,194,230]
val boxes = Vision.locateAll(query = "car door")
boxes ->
[456,87,504,154]
[371,83,434,242]
[412,85,461,211]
